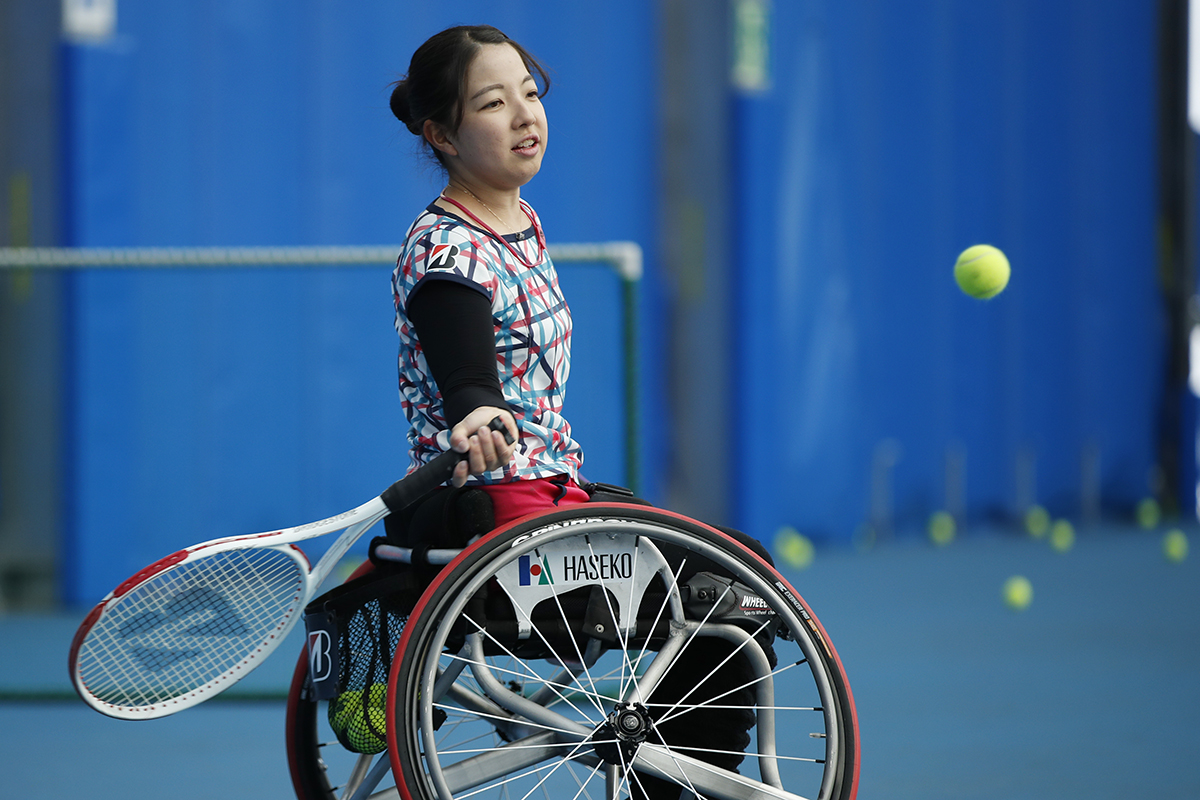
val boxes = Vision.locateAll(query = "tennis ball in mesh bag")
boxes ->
[329,684,389,754]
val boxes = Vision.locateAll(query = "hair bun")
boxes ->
[389,81,421,134]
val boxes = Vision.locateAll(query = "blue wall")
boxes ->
[60,2,661,604]
[734,0,1162,543]
[56,0,1173,603]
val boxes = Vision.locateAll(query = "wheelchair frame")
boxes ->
[286,503,860,800]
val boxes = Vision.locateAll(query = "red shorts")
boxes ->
[480,476,591,529]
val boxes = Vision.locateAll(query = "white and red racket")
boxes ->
[69,418,510,719]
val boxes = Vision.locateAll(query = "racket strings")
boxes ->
[76,547,306,711]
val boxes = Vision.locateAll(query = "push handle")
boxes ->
[380,416,513,514]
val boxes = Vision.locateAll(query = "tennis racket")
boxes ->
[69,418,511,720]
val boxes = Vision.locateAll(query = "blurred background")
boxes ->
[1,1,1199,797]
[2,0,1189,609]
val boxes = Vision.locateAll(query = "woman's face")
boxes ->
[441,43,548,192]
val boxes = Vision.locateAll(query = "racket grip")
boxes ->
[380,416,513,514]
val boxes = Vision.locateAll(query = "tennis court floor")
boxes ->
[3,522,1197,799]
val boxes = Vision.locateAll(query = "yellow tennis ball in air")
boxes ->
[1163,529,1189,563]
[773,526,814,569]
[1002,575,1033,610]
[954,244,1010,299]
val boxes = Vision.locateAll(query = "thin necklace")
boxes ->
[446,182,509,230]
[438,190,546,269]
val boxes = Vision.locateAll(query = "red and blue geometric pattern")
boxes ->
[392,201,583,483]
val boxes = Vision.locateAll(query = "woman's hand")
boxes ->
[449,406,518,487]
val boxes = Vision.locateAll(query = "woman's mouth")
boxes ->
[512,136,540,156]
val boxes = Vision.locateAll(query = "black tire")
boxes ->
[387,504,859,800]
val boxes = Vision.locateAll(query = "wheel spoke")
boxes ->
[382,513,855,800]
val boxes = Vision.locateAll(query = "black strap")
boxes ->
[304,565,424,617]
[549,473,570,505]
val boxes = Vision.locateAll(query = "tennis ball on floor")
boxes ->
[927,511,956,546]
[1049,519,1075,553]
[954,244,1010,299]
[1024,505,1050,538]
[329,685,389,754]
[853,524,877,553]
[1163,529,1189,563]
[1136,498,1161,530]
[1002,575,1033,610]
[773,526,815,569]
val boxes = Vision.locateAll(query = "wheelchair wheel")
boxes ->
[285,561,398,800]
[387,504,859,800]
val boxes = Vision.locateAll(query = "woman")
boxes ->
[389,25,589,532]
[388,25,758,800]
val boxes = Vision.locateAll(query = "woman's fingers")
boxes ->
[450,417,516,485]
[474,424,498,466]
[450,458,470,488]
[468,425,513,471]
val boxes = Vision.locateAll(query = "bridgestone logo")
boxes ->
[308,631,333,682]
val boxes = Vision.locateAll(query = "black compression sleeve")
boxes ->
[407,279,508,427]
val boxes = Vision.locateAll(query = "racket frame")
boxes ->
[68,417,509,719]
[69,497,388,719]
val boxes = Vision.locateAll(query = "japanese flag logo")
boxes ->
[518,554,554,586]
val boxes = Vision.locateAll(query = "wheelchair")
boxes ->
[285,502,860,800]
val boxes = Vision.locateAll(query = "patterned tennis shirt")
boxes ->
[392,201,583,483]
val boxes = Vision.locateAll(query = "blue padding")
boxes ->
[734,0,1161,542]
[58,3,660,604]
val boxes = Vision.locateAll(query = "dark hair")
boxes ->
[390,26,551,167]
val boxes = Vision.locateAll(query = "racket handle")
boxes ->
[380,416,513,514]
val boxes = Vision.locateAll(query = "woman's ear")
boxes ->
[424,119,458,158]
